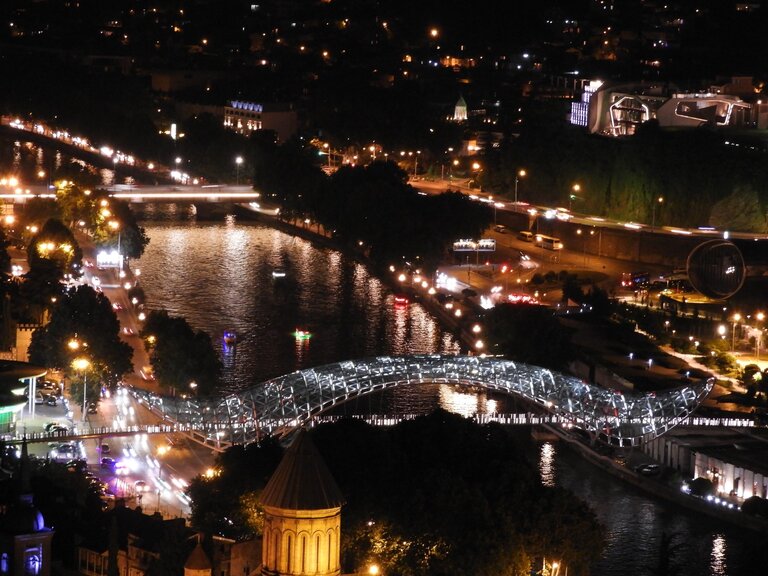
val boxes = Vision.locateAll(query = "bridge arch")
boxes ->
[135,354,713,448]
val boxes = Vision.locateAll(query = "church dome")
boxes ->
[3,496,47,534]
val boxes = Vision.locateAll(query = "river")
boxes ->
[3,138,765,575]
[134,216,765,576]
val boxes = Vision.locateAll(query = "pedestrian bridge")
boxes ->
[124,354,713,449]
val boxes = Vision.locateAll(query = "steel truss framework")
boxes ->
[134,355,713,447]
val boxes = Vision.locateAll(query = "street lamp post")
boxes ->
[651,196,664,230]
[109,220,122,267]
[235,156,243,185]
[514,169,526,204]
[569,183,581,211]
[732,313,741,351]
[72,357,90,423]
[757,312,765,361]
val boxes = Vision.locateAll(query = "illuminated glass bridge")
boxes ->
[133,354,713,448]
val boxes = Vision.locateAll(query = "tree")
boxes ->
[27,218,83,278]
[140,310,222,394]
[28,285,133,386]
[484,304,575,369]
[709,185,768,233]
[688,477,714,497]
[189,414,605,575]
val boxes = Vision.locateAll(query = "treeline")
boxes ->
[188,411,605,576]
[481,122,768,232]
[251,142,492,271]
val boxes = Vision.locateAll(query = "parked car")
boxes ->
[65,459,88,473]
[44,422,67,433]
[635,463,661,476]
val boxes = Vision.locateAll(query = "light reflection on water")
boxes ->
[538,442,556,487]
[135,220,463,389]
[710,534,727,576]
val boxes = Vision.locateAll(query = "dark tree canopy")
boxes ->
[28,285,133,386]
[484,304,575,369]
[188,413,604,576]
[140,309,222,395]
[27,218,83,276]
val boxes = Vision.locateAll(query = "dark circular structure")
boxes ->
[686,240,746,299]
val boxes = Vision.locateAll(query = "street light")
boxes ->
[109,220,121,265]
[732,313,741,351]
[651,196,664,230]
[235,156,243,185]
[569,183,581,211]
[757,312,765,360]
[72,357,90,423]
[514,169,526,204]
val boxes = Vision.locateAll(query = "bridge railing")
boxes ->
[8,412,757,445]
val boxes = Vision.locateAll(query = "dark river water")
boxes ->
[3,137,765,575]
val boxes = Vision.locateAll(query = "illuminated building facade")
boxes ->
[260,430,344,576]
[223,101,298,144]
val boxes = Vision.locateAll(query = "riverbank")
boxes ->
[547,423,768,534]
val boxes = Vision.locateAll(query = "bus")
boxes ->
[534,234,563,250]
[517,230,534,242]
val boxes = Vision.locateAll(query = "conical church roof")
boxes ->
[259,429,344,511]
[185,540,211,571]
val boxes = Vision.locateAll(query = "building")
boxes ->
[223,101,298,144]
[571,80,755,136]
[259,430,344,576]
[642,427,768,501]
[0,361,48,436]
[0,444,55,576]
[77,507,189,576]
[452,95,467,122]
[184,539,212,576]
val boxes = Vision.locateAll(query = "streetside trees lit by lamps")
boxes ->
[514,169,526,203]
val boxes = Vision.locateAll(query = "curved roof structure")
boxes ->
[260,429,344,511]
[134,355,713,448]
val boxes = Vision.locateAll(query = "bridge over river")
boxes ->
[13,355,724,451]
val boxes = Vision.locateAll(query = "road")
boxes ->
[410,177,768,241]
